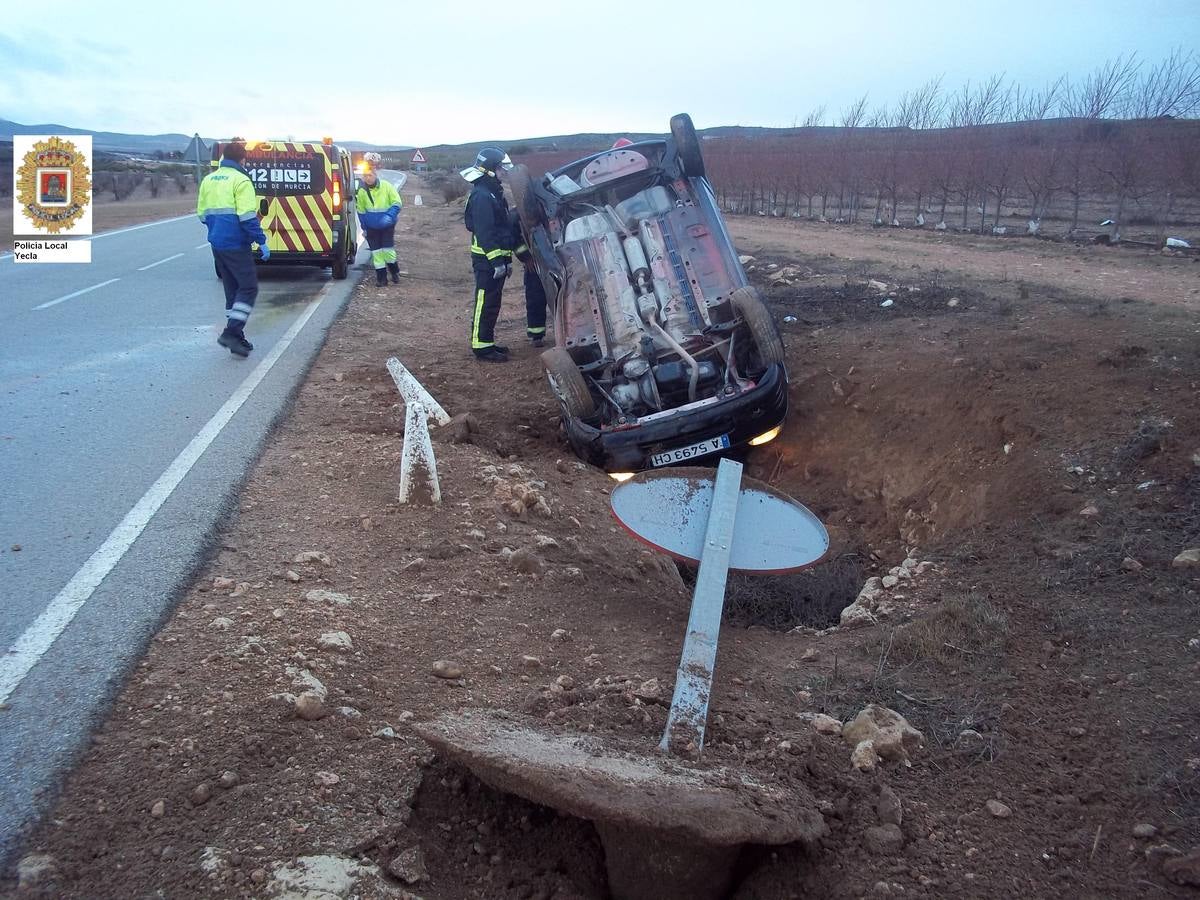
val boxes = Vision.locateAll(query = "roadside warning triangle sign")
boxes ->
[411,149,426,163]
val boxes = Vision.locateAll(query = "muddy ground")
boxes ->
[4,179,1200,899]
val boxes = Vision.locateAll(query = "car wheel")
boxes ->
[730,286,785,370]
[509,164,546,233]
[541,347,596,420]
[332,239,348,279]
[670,113,706,178]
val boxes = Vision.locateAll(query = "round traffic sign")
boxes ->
[610,467,828,574]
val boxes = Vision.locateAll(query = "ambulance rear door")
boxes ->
[244,141,334,257]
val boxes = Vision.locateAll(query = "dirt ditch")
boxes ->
[4,182,1200,898]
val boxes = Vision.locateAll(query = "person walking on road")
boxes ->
[197,138,268,357]
[462,147,515,362]
[355,152,403,288]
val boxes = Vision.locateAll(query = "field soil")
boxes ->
[1,184,196,251]
[4,180,1200,899]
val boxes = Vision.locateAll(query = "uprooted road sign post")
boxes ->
[387,357,450,505]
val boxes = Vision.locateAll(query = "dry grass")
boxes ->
[889,593,1009,667]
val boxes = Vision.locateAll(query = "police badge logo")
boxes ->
[14,135,93,235]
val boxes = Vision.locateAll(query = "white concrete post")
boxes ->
[398,402,441,505]
[386,357,451,426]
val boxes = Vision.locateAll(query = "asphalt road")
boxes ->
[0,213,367,866]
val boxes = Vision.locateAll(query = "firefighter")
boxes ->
[510,210,547,347]
[198,138,268,357]
[355,152,403,287]
[462,147,515,362]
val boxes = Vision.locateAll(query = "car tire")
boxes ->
[509,164,546,233]
[730,286,785,369]
[541,347,596,420]
[332,238,348,280]
[670,113,705,178]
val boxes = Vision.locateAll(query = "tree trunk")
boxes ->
[1070,192,1081,233]
[1111,192,1126,243]
[979,196,988,233]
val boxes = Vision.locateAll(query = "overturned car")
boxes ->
[511,114,787,476]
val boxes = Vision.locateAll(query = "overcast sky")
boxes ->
[0,0,1195,148]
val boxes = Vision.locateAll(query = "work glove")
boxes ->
[259,245,270,261]
[493,263,511,280]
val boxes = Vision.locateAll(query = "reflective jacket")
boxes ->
[465,177,512,262]
[355,177,402,231]
[197,160,266,251]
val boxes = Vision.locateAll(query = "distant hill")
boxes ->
[0,120,412,156]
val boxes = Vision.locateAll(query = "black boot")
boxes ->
[218,326,253,357]
[375,268,387,287]
[387,262,400,284]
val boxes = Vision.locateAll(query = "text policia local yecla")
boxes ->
[13,240,70,260]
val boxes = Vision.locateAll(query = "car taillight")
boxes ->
[332,174,342,212]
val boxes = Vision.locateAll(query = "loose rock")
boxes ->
[293,551,333,566]
[509,549,546,574]
[284,570,302,582]
[212,576,235,591]
[550,628,570,643]
[1133,823,1158,839]
[809,714,843,736]
[1172,549,1200,569]
[191,783,212,806]
[986,799,1012,818]
[318,631,354,653]
[150,799,166,818]
[219,771,239,789]
[1121,557,1144,572]
[864,823,904,855]
[389,846,429,885]
[521,655,543,670]
[634,678,661,702]
[1164,849,1200,887]
[431,660,465,680]
[16,854,57,889]
[852,740,879,771]
[843,705,925,764]
[295,691,328,721]
[305,589,352,607]
[876,786,903,826]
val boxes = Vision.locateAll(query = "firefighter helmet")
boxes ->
[461,147,513,182]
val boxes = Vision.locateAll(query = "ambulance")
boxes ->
[210,137,358,279]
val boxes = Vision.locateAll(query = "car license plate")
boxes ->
[650,434,730,467]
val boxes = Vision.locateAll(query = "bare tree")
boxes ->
[835,95,869,222]
[801,106,827,128]
[1060,56,1138,233]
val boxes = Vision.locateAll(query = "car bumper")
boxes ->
[564,363,788,472]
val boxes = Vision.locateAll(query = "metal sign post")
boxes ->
[659,458,742,752]
[611,459,829,755]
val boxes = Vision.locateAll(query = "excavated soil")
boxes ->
[4,182,1200,899]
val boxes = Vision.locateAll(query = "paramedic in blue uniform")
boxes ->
[197,138,268,357]
[462,147,515,362]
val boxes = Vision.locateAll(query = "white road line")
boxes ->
[33,278,121,311]
[89,214,194,241]
[137,253,184,271]
[0,286,332,705]
[3,215,196,264]
[195,243,210,251]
